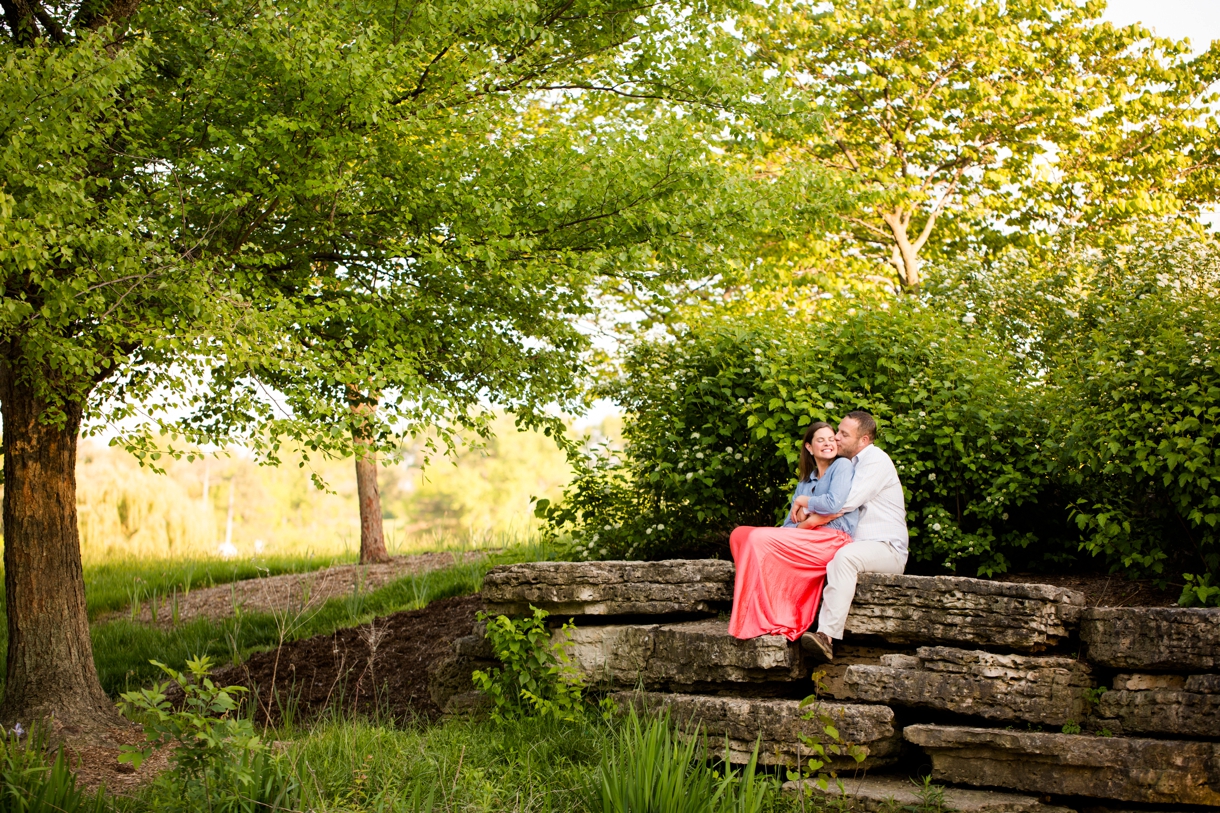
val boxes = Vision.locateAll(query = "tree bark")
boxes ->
[882,207,922,292]
[0,372,126,737]
[349,392,390,565]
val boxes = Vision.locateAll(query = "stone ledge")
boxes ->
[564,619,807,690]
[782,776,1076,813]
[1080,607,1220,670]
[904,725,1220,806]
[1095,673,1220,738]
[845,574,1085,652]
[842,646,1094,726]
[612,690,899,769]
[482,559,734,617]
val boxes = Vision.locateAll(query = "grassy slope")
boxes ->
[0,539,557,695]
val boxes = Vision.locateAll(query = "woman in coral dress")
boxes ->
[728,422,858,648]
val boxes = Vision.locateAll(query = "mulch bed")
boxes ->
[212,593,484,726]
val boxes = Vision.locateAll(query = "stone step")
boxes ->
[1095,673,1220,738]
[482,559,734,617]
[482,561,1086,653]
[844,574,1084,652]
[904,725,1220,807]
[782,776,1075,813]
[611,690,900,770]
[839,646,1094,726]
[562,619,807,690]
[1080,607,1220,670]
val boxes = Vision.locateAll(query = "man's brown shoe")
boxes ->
[800,631,834,663]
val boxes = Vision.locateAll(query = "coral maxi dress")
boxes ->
[728,457,857,641]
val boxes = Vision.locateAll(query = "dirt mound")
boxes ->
[122,551,487,626]
[212,593,484,725]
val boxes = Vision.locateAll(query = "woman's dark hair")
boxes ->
[798,421,834,482]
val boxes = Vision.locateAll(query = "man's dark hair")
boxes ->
[844,410,878,442]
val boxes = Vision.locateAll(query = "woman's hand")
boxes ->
[789,495,811,524]
[798,511,844,530]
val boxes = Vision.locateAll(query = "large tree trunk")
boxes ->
[349,391,390,565]
[0,372,126,737]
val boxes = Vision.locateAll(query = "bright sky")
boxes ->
[1102,0,1220,52]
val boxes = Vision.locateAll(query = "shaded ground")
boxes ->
[212,594,484,726]
[994,572,1181,607]
[122,551,487,626]
[62,722,173,796]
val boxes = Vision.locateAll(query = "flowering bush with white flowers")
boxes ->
[1038,242,1220,578]
[543,303,1057,574]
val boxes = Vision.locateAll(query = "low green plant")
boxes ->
[787,670,868,801]
[598,709,772,813]
[1178,573,1220,607]
[902,777,947,813]
[118,656,298,812]
[472,607,588,722]
[0,727,110,813]
[1060,720,1082,735]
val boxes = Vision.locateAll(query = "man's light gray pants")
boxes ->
[816,540,907,640]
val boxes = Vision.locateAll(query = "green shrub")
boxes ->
[0,728,109,813]
[598,709,772,813]
[1179,573,1220,607]
[546,303,1057,575]
[119,656,298,813]
[1042,244,1220,577]
[472,607,589,722]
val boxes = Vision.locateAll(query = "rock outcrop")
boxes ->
[841,647,1093,726]
[442,560,1220,810]
[612,691,900,769]
[563,620,806,690]
[844,574,1084,652]
[905,725,1220,806]
[1095,672,1220,737]
[1080,607,1220,670]
[783,776,1075,813]
[482,559,734,617]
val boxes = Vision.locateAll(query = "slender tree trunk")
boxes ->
[0,372,126,737]
[882,207,922,292]
[349,391,389,565]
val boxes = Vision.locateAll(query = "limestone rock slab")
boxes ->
[1080,607,1220,670]
[841,646,1094,726]
[613,691,899,769]
[905,725,1220,806]
[845,574,1085,652]
[782,776,1075,813]
[564,619,806,690]
[482,559,734,617]
[1096,673,1220,738]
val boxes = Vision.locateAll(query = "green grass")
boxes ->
[286,713,616,812]
[82,554,354,620]
[0,534,563,695]
[86,539,560,695]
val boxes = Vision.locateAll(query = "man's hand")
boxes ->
[798,511,844,530]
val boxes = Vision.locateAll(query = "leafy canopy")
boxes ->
[737,0,1220,290]
[1,0,781,464]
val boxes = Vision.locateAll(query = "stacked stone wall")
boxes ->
[429,560,1220,812]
